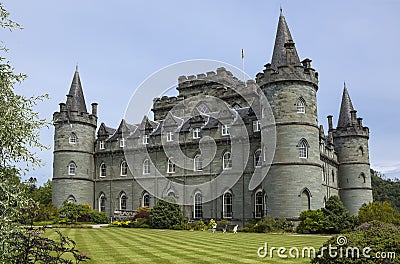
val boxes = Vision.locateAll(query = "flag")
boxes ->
[241,48,244,59]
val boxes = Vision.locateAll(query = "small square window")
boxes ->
[120,138,125,148]
[166,132,174,142]
[193,128,201,139]
[253,121,261,132]
[99,141,105,150]
[221,125,230,136]
[143,134,149,144]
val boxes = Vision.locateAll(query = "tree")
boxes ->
[358,201,400,225]
[322,195,357,233]
[371,170,400,211]
[0,3,88,262]
[296,210,325,234]
[150,199,183,229]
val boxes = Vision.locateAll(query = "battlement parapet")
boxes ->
[53,110,97,127]
[332,126,369,139]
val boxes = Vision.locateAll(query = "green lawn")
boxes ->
[48,228,330,264]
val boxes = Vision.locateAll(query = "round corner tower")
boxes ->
[52,67,98,208]
[256,11,323,218]
[332,86,373,215]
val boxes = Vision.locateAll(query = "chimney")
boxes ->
[59,103,66,112]
[91,103,98,116]
[350,110,357,126]
[357,117,363,128]
[327,115,333,131]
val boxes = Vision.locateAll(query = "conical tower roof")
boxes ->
[337,84,355,128]
[66,66,87,113]
[271,9,301,69]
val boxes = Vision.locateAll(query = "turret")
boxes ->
[52,67,97,208]
[256,10,323,218]
[331,84,373,215]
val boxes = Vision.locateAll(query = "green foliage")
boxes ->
[58,201,109,224]
[296,210,325,234]
[371,170,400,211]
[322,195,357,233]
[358,201,400,225]
[207,218,217,230]
[253,216,279,233]
[312,221,400,264]
[150,199,183,229]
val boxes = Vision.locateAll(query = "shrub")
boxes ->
[322,196,357,233]
[312,221,400,263]
[89,210,109,224]
[358,201,400,225]
[276,217,294,232]
[296,210,325,234]
[208,219,217,230]
[134,206,151,221]
[150,199,183,229]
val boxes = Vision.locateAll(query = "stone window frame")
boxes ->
[143,159,151,175]
[359,172,366,183]
[100,163,107,177]
[223,152,232,170]
[253,120,261,132]
[254,149,262,168]
[297,139,308,159]
[99,193,106,212]
[223,191,233,219]
[193,192,203,219]
[99,140,105,150]
[221,124,230,136]
[295,97,306,113]
[194,154,203,171]
[167,158,176,174]
[119,192,127,210]
[69,133,77,144]
[142,192,150,207]
[120,160,128,176]
[166,131,174,142]
[68,162,76,176]
[119,138,125,148]
[142,134,149,145]
[254,189,265,219]
[67,195,76,204]
[193,128,201,139]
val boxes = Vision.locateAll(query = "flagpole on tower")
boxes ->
[242,48,246,86]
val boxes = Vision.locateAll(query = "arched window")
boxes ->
[358,146,364,157]
[120,193,127,210]
[67,195,76,203]
[360,173,366,183]
[296,98,306,113]
[119,138,125,148]
[194,154,203,171]
[298,139,308,158]
[223,152,232,170]
[143,159,150,174]
[120,161,128,176]
[142,193,150,207]
[68,162,76,176]
[255,190,265,219]
[254,149,262,168]
[69,133,77,144]
[197,103,210,114]
[100,163,106,177]
[223,191,233,218]
[99,193,106,212]
[167,158,176,173]
[301,189,310,211]
[194,192,202,219]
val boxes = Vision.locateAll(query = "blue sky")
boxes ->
[2,0,400,185]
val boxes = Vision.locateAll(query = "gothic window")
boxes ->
[166,132,174,142]
[221,125,230,136]
[99,193,106,212]
[254,149,262,168]
[223,152,232,170]
[120,138,125,148]
[296,98,306,113]
[142,193,150,207]
[143,159,150,174]
[253,120,261,132]
[68,162,76,176]
[358,146,364,157]
[301,189,311,211]
[120,161,128,176]
[100,163,106,177]
[167,158,176,173]
[143,134,149,144]
[360,173,366,183]
[67,195,76,204]
[194,154,203,171]
[194,192,203,219]
[223,191,233,218]
[99,140,105,150]
[193,128,201,139]
[255,190,264,219]
[69,133,77,144]
[120,193,127,210]
[197,103,210,114]
[298,139,308,158]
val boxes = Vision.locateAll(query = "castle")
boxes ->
[52,11,373,223]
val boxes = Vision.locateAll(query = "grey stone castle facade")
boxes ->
[52,12,373,223]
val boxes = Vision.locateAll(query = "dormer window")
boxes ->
[120,138,125,148]
[69,133,77,144]
[143,134,149,144]
[193,128,201,139]
[253,121,261,132]
[166,132,174,142]
[221,125,230,136]
[99,140,105,150]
